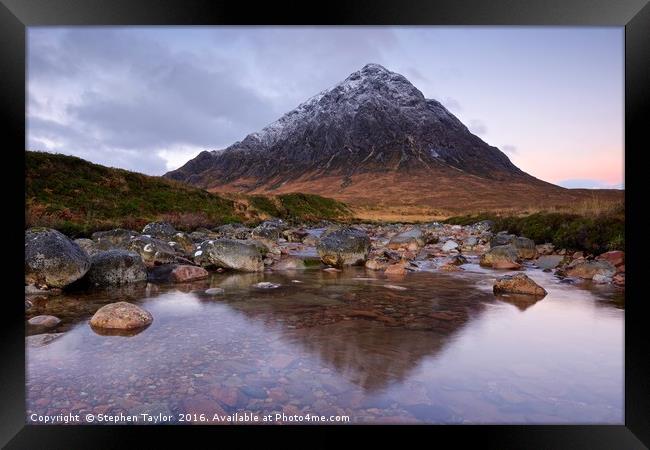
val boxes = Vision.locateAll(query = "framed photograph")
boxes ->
[2,0,648,447]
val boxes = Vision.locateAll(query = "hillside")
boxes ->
[25,151,350,236]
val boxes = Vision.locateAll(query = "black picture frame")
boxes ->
[2,0,648,447]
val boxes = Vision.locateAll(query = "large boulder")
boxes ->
[194,239,264,272]
[86,250,147,286]
[90,302,153,330]
[25,228,91,288]
[564,260,616,280]
[142,222,177,239]
[387,228,424,251]
[511,236,538,259]
[493,273,547,296]
[479,244,521,269]
[316,227,370,267]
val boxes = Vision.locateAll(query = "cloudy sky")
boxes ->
[27,26,624,189]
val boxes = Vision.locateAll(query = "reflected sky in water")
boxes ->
[26,265,623,424]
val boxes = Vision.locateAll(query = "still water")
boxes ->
[26,263,624,424]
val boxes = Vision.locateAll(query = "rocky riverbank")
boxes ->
[25,219,624,336]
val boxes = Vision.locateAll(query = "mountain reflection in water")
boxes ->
[26,266,624,424]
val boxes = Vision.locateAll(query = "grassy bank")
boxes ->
[26,151,350,237]
[445,204,625,254]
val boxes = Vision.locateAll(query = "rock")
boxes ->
[535,255,564,270]
[253,282,281,289]
[592,274,613,284]
[387,228,424,251]
[473,220,494,232]
[90,301,153,330]
[25,228,91,289]
[251,223,281,245]
[28,315,61,328]
[384,262,407,276]
[128,235,187,267]
[597,250,624,268]
[463,237,478,247]
[86,250,147,286]
[91,228,139,249]
[283,228,309,243]
[272,257,307,271]
[168,232,195,255]
[194,239,264,272]
[189,229,219,243]
[490,232,515,247]
[536,243,555,255]
[214,224,251,240]
[142,222,177,239]
[303,234,319,246]
[479,244,520,269]
[74,238,100,256]
[493,273,547,297]
[316,227,370,267]
[27,333,64,347]
[205,287,225,295]
[572,251,584,260]
[148,264,208,283]
[448,254,468,266]
[613,273,625,287]
[565,260,616,280]
[365,258,388,271]
[511,237,537,259]
[439,263,463,272]
[441,240,459,252]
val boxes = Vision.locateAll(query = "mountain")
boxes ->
[165,63,622,216]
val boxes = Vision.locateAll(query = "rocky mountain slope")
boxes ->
[165,63,622,214]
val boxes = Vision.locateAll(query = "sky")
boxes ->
[27,26,624,189]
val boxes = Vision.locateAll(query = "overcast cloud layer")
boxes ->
[27,27,624,188]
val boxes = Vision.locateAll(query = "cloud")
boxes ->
[468,119,487,136]
[27,27,401,175]
[501,144,518,154]
[557,179,624,189]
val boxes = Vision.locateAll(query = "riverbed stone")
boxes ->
[387,228,424,251]
[512,236,538,259]
[316,227,370,267]
[441,240,459,252]
[28,315,61,328]
[272,257,307,271]
[535,255,564,270]
[90,301,153,330]
[565,260,616,280]
[25,228,91,289]
[479,244,520,269]
[194,239,264,272]
[493,273,547,297]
